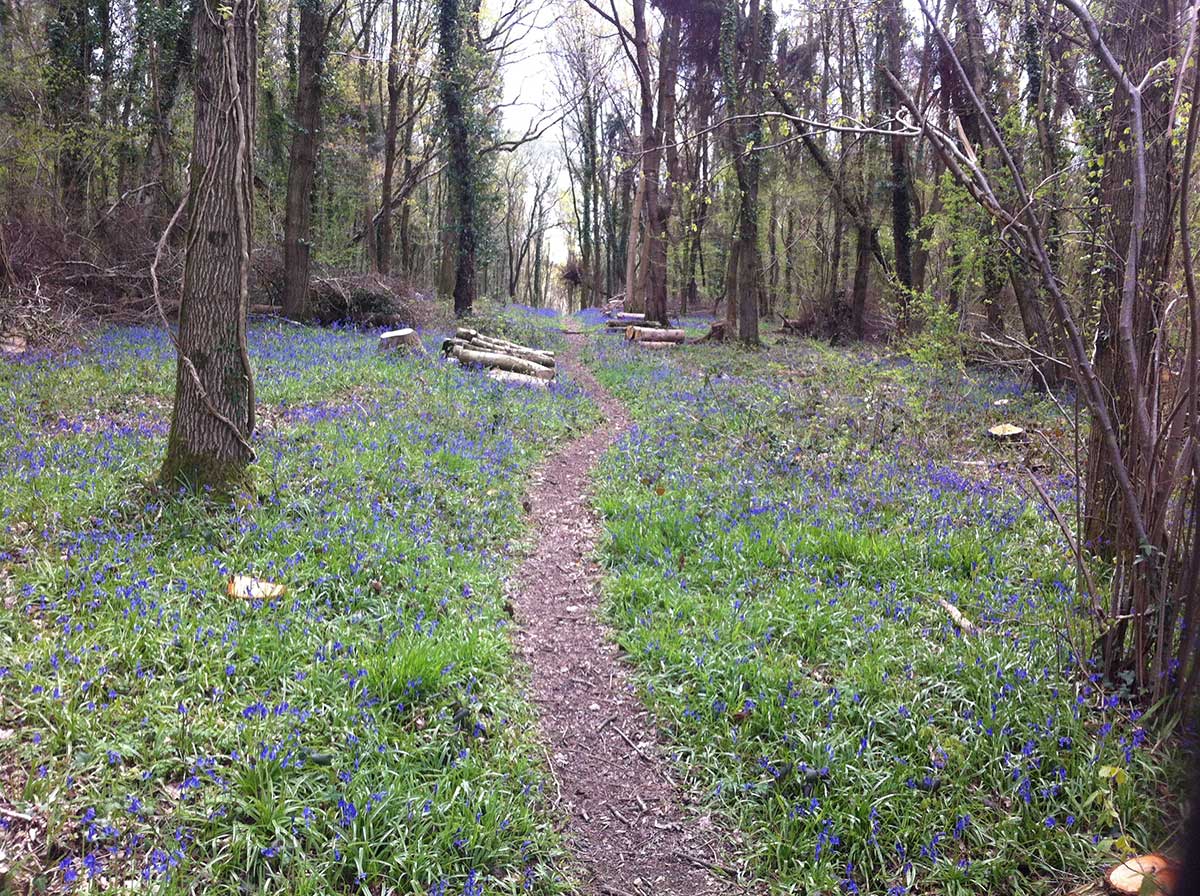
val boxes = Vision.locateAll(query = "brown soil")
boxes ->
[510,332,742,896]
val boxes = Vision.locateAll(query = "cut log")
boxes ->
[379,328,426,354]
[452,346,555,380]
[467,336,555,367]
[988,423,1026,441]
[1106,854,1177,895]
[627,326,685,343]
[613,312,646,323]
[487,369,549,389]
[455,327,555,356]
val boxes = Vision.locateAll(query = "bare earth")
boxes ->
[509,332,740,896]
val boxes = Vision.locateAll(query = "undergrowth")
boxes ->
[0,319,596,894]
[584,334,1183,896]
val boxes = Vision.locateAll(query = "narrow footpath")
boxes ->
[510,332,736,896]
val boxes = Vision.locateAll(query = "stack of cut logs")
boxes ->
[442,328,556,388]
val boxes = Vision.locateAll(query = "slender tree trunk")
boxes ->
[850,223,872,338]
[624,168,645,311]
[884,0,913,330]
[1085,0,1177,560]
[162,0,258,491]
[282,0,324,318]
[143,0,193,221]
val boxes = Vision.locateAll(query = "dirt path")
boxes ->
[510,333,736,896]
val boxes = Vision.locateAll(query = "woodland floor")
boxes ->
[0,308,1187,896]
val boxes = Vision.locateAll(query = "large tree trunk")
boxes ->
[645,11,680,326]
[624,168,645,312]
[438,0,479,316]
[282,0,324,318]
[161,0,257,491]
[375,0,402,275]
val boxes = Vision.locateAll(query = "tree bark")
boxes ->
[437,0,479,316]
[161,0,258,491]
[282,0,325,318]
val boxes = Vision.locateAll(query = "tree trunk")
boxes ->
[48,0,91,220]
[376,0,402,274]
[884,0,914,330]
[850,223,872,338]
[282,0,324,318]
[1084,0,1177,561]
[624,168,645,312]
[162,0,258,491]
[438,0,479,316]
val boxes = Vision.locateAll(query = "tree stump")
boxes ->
[379,328,426,354]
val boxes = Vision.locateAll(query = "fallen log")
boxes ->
[451,346,555,380]
[627,326,686,343]
[612,312,646,323]
[379,327,426,354]
[487,369,549,389]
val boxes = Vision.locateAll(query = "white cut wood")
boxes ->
[626,326,685,343]
[379,328,426,354]
[988,423,1026,441]
[487,369,549,389]
[452,346,555,380]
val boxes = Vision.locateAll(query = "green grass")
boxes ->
[0,319,598,895]
[584,335,1184,895]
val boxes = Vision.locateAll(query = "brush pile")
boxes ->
[442,327,556,387]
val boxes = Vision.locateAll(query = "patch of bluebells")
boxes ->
[0,320,589,892]
[587,338,1181,893]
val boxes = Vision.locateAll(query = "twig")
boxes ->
[672,849,738,878]
[614,725,655,763]
[0,805,35,822]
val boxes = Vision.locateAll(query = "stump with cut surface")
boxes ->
[379,327,425,354]
[988,423,1026,441]
[696,321,726,343]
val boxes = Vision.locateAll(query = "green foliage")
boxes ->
[901,287,965,368]
[0,321,600,893]
[583,337,1183,895]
